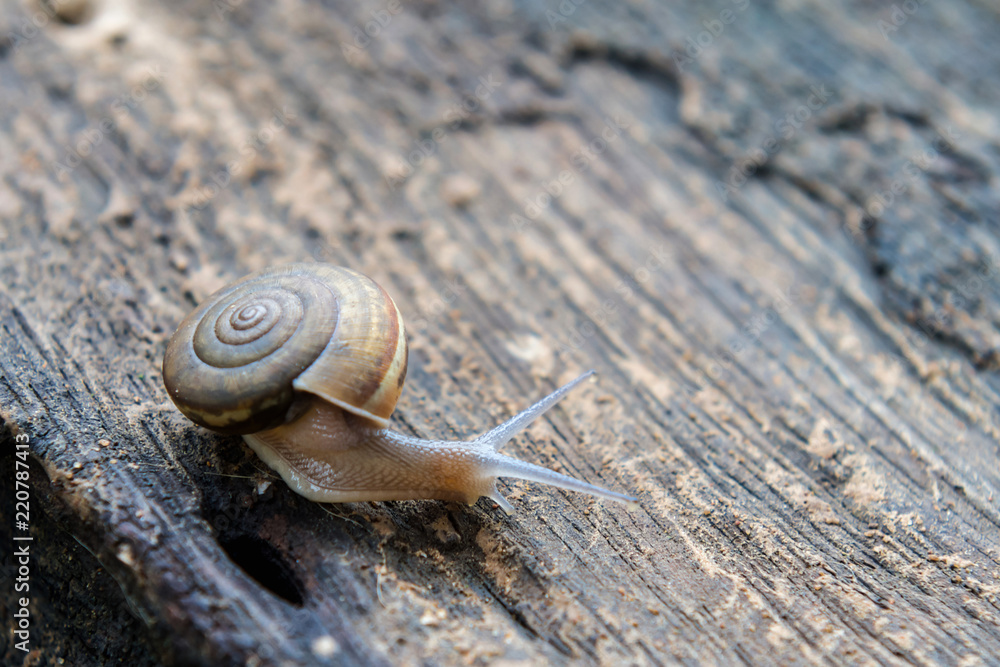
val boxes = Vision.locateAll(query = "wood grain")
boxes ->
[2,0,999,664]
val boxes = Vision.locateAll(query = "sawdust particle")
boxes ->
[806,418,842,459]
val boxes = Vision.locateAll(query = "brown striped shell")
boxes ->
[162,263,407,434]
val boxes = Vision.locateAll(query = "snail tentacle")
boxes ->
[473,372,639,513]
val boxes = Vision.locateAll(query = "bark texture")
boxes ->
[2,0,1000,665]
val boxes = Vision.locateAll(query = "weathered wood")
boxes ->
[2,0,1000,664]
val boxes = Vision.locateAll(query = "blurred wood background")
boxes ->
[2,0,1000,664]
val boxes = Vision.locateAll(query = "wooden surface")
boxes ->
[2,0,1000,664]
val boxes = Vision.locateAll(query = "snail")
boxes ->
[162,263,636,514]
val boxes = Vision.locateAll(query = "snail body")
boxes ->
[163,263,635,513]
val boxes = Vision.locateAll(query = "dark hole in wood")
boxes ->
[220,535,305,607]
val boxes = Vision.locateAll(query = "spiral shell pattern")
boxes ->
[163,264,407,434]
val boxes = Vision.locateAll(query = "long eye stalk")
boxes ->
[476,372,638,514]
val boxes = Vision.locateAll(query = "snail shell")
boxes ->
[163,264,406,434]
[162,263,636,513]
